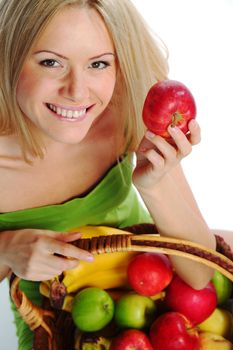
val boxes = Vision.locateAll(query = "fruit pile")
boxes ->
[69,250,233,350]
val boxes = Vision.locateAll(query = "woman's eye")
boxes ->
[90,61,110,69]
[39,59,61,68]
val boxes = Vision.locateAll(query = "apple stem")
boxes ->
[150,291,166,301]
[171,112,183,126]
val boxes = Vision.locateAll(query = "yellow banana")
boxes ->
[65,266,129,294]
[60,267,130,312]
[64,226,137,291]
[40,226,138,309]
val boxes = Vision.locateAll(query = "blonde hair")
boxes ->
[0,0,168,159]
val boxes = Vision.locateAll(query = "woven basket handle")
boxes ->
[72,230,233,282]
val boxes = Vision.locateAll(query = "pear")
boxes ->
[199,331,233,350]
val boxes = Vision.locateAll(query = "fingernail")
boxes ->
[86,255,94,262]
[168,124,178,132]
[146,130,155,139]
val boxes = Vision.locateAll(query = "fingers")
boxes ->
[40,230,81,242]
[188,119,201,145]
[144,119,201,164]
[16,257,80,281]
[145,131,181,165]
[46,238,94,262]
[167,125,192,158]
[37,230,94,262]
[138,120,201,170]
[54,231,82,243]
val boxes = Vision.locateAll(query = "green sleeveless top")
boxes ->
[1,154,152,350]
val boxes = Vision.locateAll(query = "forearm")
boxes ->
[0,232,11,282]
[138,173,216,289]
[0,265,11,282]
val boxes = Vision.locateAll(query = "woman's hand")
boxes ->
[133,119,200,192]
[0,229,94,281]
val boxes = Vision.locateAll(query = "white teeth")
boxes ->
[48,104,87,119]
[61,109,67,117]
[67,110,73,118]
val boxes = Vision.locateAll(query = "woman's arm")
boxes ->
[0,265,11,282]
[138,165,216,289]
[133,121,216,289]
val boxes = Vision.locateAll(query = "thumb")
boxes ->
[137,134,154,154]
[136,135,154,165]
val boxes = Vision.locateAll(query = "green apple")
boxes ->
[71,287,114,332]
[211,271,233,305]
[198,307,233,339]
[114,292,156,329]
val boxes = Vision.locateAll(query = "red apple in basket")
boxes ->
[127,252,173,296]
[142,79,196,140]
[150,311,200,350]
[110,329,154,350]
[165,275,217,325]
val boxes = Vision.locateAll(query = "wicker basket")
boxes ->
[10,224,233,350]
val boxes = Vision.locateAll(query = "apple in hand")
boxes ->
[127,252,173,296]
[110,329,154,350]
[71,287,114,332]
[150,311,200,350]
[114,292,156,329]
[211,270,233,305]
[142,79,196,140]
[165,275,217,325]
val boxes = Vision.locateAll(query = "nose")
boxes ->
[60,69,90,102]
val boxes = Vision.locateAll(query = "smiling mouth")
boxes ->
[46,103,92,120]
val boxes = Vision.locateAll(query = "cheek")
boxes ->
[16,68,41,107]
[98,73,116,104]
[17,67,54,104]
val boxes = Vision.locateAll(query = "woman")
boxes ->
[0,0,223,349]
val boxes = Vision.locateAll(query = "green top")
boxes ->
[1,154,152,350]
[0,154,151,232]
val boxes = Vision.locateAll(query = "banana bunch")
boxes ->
[40,226,138,312]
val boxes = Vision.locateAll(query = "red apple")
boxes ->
[165,275,217,325]
[127,252,173,296]
[110,329,154,350]
[142,79,196,139]
[150,311,200,350]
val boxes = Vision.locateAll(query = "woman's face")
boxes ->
[16,6,116,145]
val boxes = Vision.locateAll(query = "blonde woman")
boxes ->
[0,0,227,348]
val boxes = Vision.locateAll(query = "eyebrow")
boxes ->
[33,50,115,60]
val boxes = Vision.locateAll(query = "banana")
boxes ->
[40,226,138,310]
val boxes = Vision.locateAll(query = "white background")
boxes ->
[1,1,233,348]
